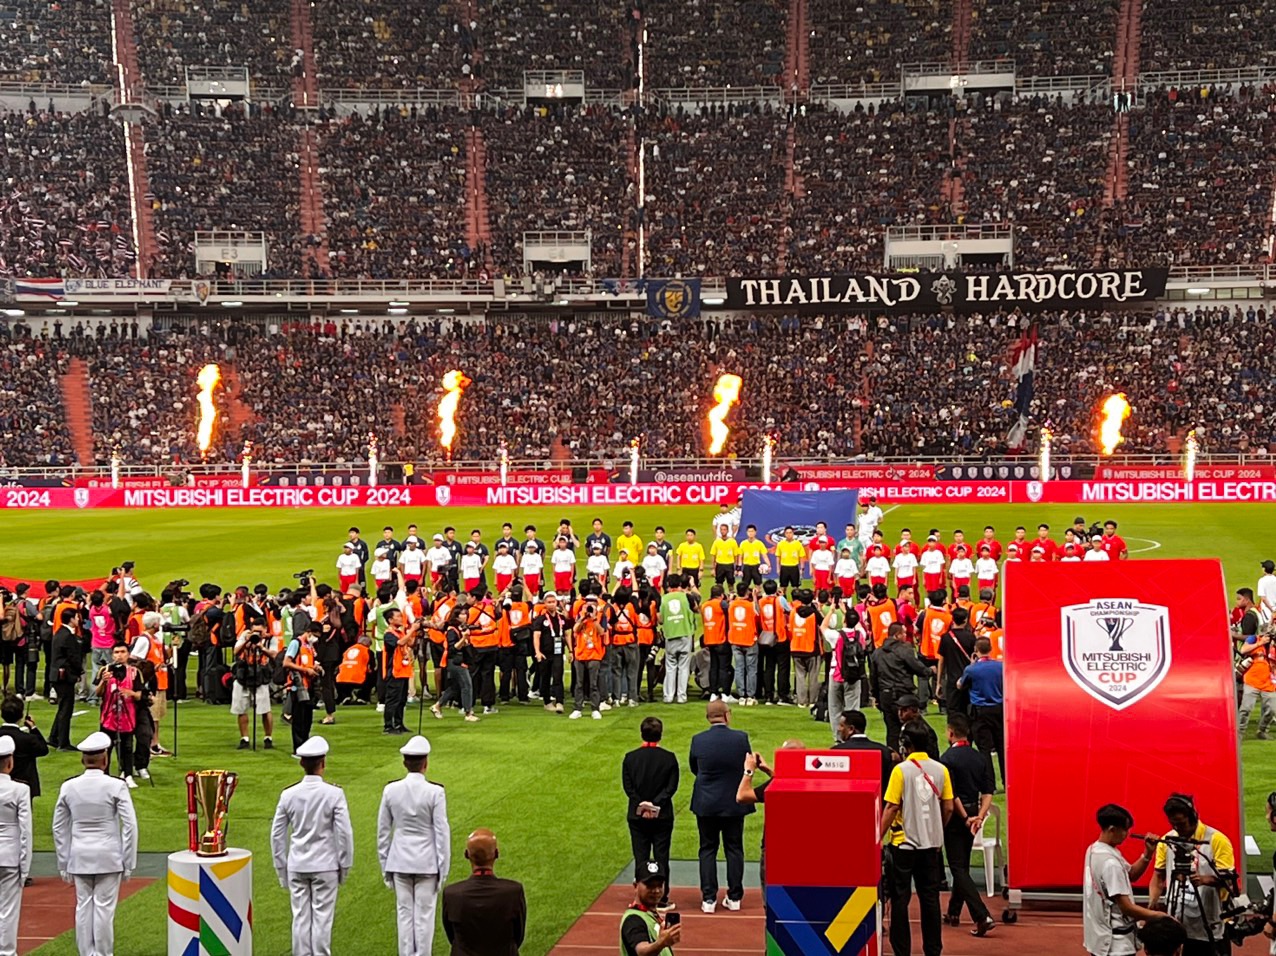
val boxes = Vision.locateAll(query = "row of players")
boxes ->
[332,515,1134,601]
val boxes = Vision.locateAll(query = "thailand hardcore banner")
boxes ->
[725,269,1170,312]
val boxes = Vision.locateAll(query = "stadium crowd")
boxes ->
[0,337,75,467]
[130,0,293,86]
[0,0,114,85]
[310,0,465,90]
[968,0,1114,77]
[807,0,951,87]
[475,0,633,90]
[645,0,787,90]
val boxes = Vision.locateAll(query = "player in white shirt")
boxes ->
[491,544,518,593]
[641,544,667,590]
[949,553,975,593]
[834,551,859,593]
[711,504,740,538]
[1258,560,1276,622]
[519,544,544,596]
[919,541,947,597]
[335,544,362,590]
[370,548,393,590]
[550,540,577,594]
[891,549,919,593]
[398,540,426,584]
[1083,536,1111,562]
[865,548,891,587]
[460,545,484,593]
[586,546,611,589]
[856,496,885,544]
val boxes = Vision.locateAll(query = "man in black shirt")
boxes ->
[48,608,84,750]
[620,864,680,956]
[895,695,940,759]
[870,624,933,753]
[532,593,569,711]
[378,526,403,570]
[495,523,521,559]
[443,527,464,590]
[622,717,680,911]
[522,524,549,559]
[469,529,491,586]
[938,713,996,935]
[833,709,895,794]
[586,518,612,557]
[936,609,976,715]
[346,527,370,584]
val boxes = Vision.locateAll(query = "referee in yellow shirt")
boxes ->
[774,526,807,592]
[674,529,706,589]
[738,525,768,588]
[709,525,740,587]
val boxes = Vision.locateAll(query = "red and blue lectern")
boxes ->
[763,749,882,956]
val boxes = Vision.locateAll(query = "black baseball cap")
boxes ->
[896,694,922,710]
[636,861,665,885]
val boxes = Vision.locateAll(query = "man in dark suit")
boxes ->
[622,716,680,911]
[48,611,84,751]
[688,700,752,913]
[833,709,896,794]
[0,696,47,799]
[442,828,527,955]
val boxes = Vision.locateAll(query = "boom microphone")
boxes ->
[1130,833,1208,845]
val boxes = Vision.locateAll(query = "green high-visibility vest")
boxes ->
[620,908,672,956]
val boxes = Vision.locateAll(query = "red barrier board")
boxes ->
[1097,464,1276,480]
[1002,559,1241,890]
[430,469,573,486]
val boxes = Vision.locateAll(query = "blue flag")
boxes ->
[738,489,860,580]
[646,279,701,319]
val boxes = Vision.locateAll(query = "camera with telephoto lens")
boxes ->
[294,569,315,588]
[109,662,127,680]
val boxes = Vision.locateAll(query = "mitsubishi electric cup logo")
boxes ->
[434,485,451,506]
[1061,598,1171,710]
[73,488,90,509]
[1026,480,1044,502]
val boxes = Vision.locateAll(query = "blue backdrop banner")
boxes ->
[738,489,859,579]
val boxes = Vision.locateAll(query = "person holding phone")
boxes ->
[621,862,681,956]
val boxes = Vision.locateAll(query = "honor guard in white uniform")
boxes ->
[51,731,138,956]
[0,736,32,956]
[377,735,451,956]
[271,735,355,956]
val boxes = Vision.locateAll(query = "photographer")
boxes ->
[96,644,142,788]
[1084,804,1164,956]
[570,594,609,720]
[283,621,323,754]
[129,611,170,764]
[160,586,191,702]
[381,607,419,735]
[431,605,479,722]
[232,622,279,751]
[1148,794,1235,956]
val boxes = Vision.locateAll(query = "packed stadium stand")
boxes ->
[807,0,951,87]
[645,0,788,90]
[0,338,74,467]
[1139,0,1276,72]
[477,0,633,90]
[968,0,1114,77]
[131,0,294,86]
[0,0,114,85]
[310,0,465,90]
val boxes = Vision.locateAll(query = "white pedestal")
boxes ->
[167,848,253,956]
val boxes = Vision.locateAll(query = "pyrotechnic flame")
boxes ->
[195,364,221,455]
[1098,393,1131,455]
[708,374,743,455]
[438,370,471,456]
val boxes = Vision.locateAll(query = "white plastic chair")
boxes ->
[972,804,1004,897]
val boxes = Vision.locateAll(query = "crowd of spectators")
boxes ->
[808,0,951,87]
[643,106,789,277]
[1140,0,1276,73]
[959,95,1113,269]
[476,0,634,90]
[645,0,787,89]
[131,0,293,86]
[0,0,114,85]
[969,0,1113,77]
[0,334,74,467]
[319,107,470,279]
[482,104,630,276]
[1102,85,1276,268]
[0,109,136,279]
[144,101,305,279]
[787,101,949,273]
[310,0,466,90]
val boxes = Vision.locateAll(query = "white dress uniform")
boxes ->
[270,736,355,956]
[0,737,33,956]
[377,736,451,956]
[51,732,138,956]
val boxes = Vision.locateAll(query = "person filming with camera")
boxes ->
[1147,794,1235,956]
[95,645,143,789]
[232,621,279,751]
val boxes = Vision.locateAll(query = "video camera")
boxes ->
[293,570,315,588]
[1147,834,1268,945]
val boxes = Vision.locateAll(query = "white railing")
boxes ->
[657,85,784,104]
[903,60,1015,77]
[322,88,461,106]
[887,223,1013,241]
[809,82,903,101]
[1138,67,1276,89]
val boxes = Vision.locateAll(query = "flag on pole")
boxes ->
[1006,323,1038,449]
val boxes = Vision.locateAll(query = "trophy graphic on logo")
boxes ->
[1100,616,1133,652]
[186,770,239,857]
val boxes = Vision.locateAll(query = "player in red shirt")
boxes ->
[947,529,970,561]
[869,530,893,559]
[1010,526,1028,552]
[1032,524,1058,562]
[1101,520,1129,560]
[895,528,921,559]
[896,585,918,642]
[809,520,836,556]
[979,526,1002,561]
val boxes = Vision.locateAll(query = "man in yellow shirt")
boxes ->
[774,527,807,593]
[709,525,740,588]
[616,522,644,574]
[674,530,706,589]
[738,524,769,588]
[1148,793,1235,953]
[880,720,953,956]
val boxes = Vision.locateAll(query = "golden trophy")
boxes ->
[186,770,239,857]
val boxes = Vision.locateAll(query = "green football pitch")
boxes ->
[5,500,1275,955]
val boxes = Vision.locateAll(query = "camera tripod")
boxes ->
[1162,846,1221,951]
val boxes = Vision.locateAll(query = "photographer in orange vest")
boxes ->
[381,608,419,736]
[570,594,608,720]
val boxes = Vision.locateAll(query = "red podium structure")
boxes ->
[764,749,882,955]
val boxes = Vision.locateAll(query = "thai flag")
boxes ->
[1006,323,1038,449]
[14,277,65,298]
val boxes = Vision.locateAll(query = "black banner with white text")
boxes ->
[725,269,1170,312]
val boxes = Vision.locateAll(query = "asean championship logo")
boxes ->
[434,485,452,506]
[1025,480,1044,502]
[73,488,90,508]
[1061,598,1171,710]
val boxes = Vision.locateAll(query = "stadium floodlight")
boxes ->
[703,297,725,305]
[1186,287,1210,295]
[1,309,24,317]
[219,300,243,307]
[58,300,79,307]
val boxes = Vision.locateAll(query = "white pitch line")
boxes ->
[1125,537,1162,554]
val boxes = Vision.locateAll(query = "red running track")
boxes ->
[18,877,154,955]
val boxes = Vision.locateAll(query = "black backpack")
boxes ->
[840,630,866,678]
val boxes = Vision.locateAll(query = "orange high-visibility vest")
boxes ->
[384,629,414,679]
[788,606,818,655]
[971,602,999,632]
[727,599,757,647]
[986,628,1004,661]
[867,600,898,647]
[637,603,656,645]
[292,642,316,688]
[611,602,638,646]
[467,604,500,649]
[920,607,952,659]
[427,597,454,645]
[758,594,787,641]
[146,634,168,691]
[337,643,370,684]
[701,601,727,646]
[573,620,606,661]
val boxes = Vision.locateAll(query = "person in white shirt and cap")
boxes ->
[378,734,451,956]
[0,735,32,956]
[336,543,363,594]
[51,730,138,956]
[271,735,355,956]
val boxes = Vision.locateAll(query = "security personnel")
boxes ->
[271,736,355,956]
[377,735,451,956]
[51,731,138,956]
[0,736,32,956]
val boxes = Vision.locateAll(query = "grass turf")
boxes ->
[4,500,1274,955]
